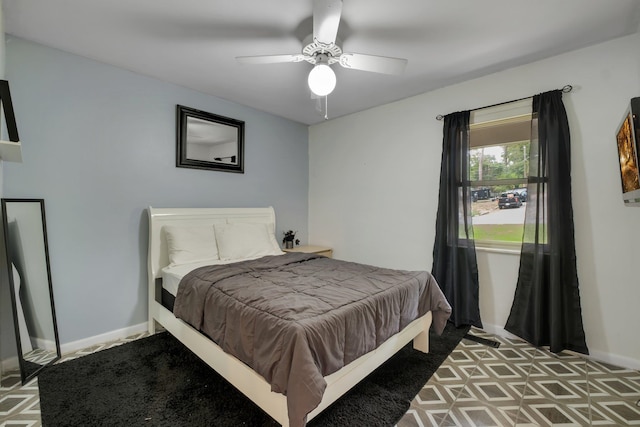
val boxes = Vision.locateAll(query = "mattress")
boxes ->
[161,260,244,311]
[162,261,222,296]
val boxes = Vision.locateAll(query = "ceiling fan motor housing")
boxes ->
[302,35,343,65]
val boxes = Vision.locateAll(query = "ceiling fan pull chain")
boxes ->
[324,96,329,120]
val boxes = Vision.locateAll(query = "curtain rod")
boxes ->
[435,85,573,121]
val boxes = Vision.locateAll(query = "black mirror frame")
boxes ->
[176,105,245,173]
[1,198,61,384]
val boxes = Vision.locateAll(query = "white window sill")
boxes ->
[475,241,521,255]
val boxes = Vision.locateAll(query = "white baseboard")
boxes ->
[481,322,640,371]
[588,349,640,372]
[59,322,149,355]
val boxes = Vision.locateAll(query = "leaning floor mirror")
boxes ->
[0,199,61,383]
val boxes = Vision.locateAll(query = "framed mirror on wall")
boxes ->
[0,199,61,384]
[176,105,245,173]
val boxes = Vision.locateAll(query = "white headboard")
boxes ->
[147,206,277,280]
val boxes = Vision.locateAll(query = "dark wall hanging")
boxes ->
[0,79,23,162]
[615,97,640,206]
[176,105,244,173]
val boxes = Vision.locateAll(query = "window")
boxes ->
[469,100,533,248]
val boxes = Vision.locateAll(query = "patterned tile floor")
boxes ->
[398,327,640,426]
[1,328,638,426]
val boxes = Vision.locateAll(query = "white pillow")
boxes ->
[227,218,282,252]
[214,222,283,261]
[164,225,219,266]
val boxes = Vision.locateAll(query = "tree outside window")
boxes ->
[469,140,530,245]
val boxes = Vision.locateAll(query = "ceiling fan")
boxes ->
[236,0,408,99]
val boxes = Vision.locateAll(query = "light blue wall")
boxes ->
[3,37,309,345]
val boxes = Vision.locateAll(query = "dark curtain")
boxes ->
[505,90,588,354]
[432,111,482,328]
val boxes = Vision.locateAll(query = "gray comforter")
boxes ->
[173,252,451,427]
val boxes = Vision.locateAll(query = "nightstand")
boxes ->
[283,245,333,258]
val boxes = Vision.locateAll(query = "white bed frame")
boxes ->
[147,206,432,427]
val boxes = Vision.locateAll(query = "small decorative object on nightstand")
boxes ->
[283,245,333,258]
[282,230,300,249]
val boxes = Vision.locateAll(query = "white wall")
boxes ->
[2,37,309,349]
[0,0,4,78]
[310,33,640,369]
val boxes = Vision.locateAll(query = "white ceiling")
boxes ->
[3,0,640,125]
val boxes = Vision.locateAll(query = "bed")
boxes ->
[147,206,451,427]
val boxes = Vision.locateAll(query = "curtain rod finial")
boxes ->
[562,85,573,93]
[436,114,444,121]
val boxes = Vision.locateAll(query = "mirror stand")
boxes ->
[0,199,61,384]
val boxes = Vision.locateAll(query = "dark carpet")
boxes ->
[39,323,469,427]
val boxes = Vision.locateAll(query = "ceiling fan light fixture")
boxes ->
[308,63,336,97]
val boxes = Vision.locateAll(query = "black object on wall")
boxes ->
[176,105,245,174]
[0,80,20,142]
[614,96,640,206]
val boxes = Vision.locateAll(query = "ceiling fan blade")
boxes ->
[313,0,343,45]
[338,53,407,75]
[236,54,306,65]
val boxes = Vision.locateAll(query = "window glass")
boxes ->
[471,184,527,244]
[469,121,531,246]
